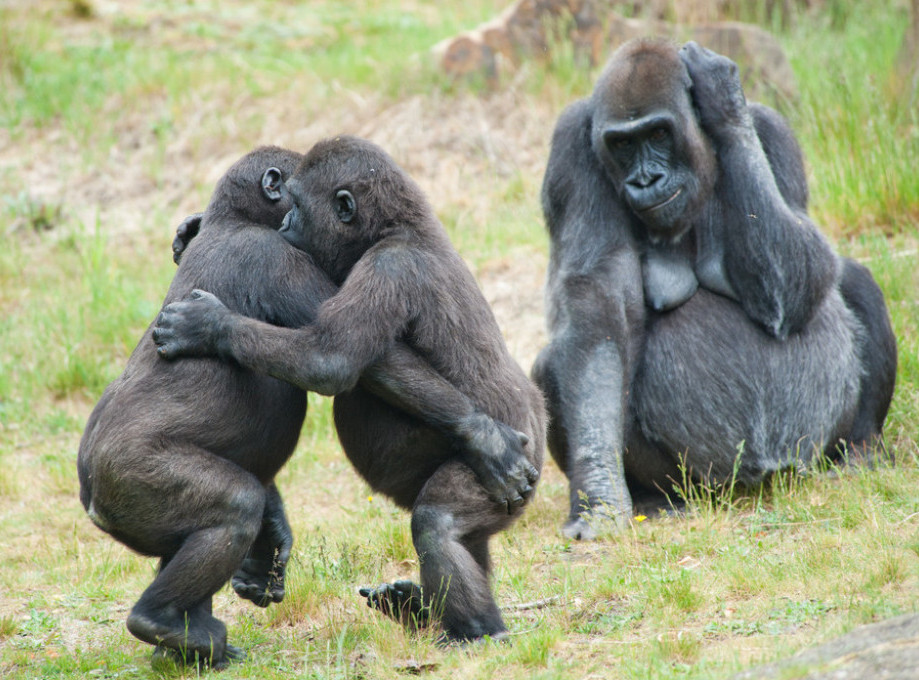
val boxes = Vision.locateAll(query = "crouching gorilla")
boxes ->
[531,39,897,540]
[152,136,546,643]
[79,146,538,668]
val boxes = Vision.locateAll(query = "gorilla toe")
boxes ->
[359,580,428,628]
[232,561,285,607]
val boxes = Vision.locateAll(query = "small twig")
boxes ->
[758,517,842,527]
[503,596,561,612]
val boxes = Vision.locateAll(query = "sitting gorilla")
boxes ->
[79,146,535,668]
[531,39,897,540]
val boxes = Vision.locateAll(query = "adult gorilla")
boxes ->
[531,39,897,540]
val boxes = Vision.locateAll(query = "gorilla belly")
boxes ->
[630,289,861,485]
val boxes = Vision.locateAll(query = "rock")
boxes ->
[433,0,605,81]
[732,613,919,680]
[433,1,797,102]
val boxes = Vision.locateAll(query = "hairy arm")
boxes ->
[532,101,645,534]
[153,241,536,509]
[681,42,838,339]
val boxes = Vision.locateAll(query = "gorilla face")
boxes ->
[590,40,716,242]
[279,146,372,285]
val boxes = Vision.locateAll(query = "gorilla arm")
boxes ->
[681,42,838,339]
[152,250,536,511]
[531,101,645,536]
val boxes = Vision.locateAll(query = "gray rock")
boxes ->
[733,614,919,680]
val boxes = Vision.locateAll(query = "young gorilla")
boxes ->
[79,146,535,668]
[152,136,546,643]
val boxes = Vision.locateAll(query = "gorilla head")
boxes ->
[279,136,434,285]
[590,39,717,243]
[204,145,303,230]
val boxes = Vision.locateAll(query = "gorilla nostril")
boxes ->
[628,173,663,190]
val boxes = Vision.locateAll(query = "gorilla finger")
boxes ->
[526,465,540,485]
[358,586,374,598]
[516,430,529,447]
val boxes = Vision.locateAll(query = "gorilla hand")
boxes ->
[172,212,204,265]
[456,413,539,514]
[153,289,232,360]
[679,41,748,136]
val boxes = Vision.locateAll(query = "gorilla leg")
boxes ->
[410,462,510,642]
[532,340,633,539]
[232,482,292,607]
[336,390,517,641]
[103,447,265,668]
[836,258,897,460]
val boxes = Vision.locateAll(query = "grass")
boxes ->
[785,1,919,235]
[1,0,918,678]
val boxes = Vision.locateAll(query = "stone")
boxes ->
[733,614,919,680]
[433,0,797,102]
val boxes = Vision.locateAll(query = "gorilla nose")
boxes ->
[628,172,664,190]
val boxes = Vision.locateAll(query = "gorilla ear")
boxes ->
[335,189,356,223]
[261,167,284,202]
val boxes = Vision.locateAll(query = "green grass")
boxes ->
[1,0,918,678]
[785,2,919,234]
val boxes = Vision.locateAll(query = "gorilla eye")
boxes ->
[650,127,667,142]
[612,138,632,149]
[335,189,356,223]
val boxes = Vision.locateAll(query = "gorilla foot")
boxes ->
[435,628,511,647]
[128,607,233,671]
[151,643,246,672]
[232,556,286,607]
[562,507,626,541]
[836,437,894,470]
[359,580,429,629]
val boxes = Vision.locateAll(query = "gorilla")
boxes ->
[152,136,546,643]
[78,146,537,668]
[531,39,897,540]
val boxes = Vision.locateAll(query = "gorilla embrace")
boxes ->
[79,144,543,668]
[532,39,897,540]
[152,138,545,645]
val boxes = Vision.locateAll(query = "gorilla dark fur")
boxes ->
[531,39,897,540]
[79,147,537,667]
[152,136,546,643]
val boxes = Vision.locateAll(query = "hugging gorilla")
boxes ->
[154,136,545,644]
[79,146,538,668]
[531,39,897,540]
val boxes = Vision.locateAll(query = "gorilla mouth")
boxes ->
[643,188,682,213]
